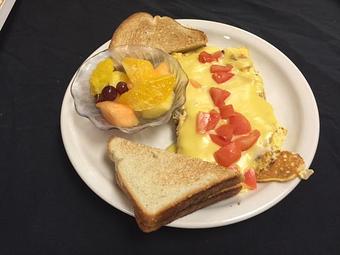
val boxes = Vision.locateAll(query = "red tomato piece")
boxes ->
[198,51,213,63]
[210,64,233,73]
[196,111,210,134]
[229,112,251,135]
[234,130,261,151]
[210,134,230,147]
[211,51,223,60]
[212,72,234,84]
[215,124,234,141]
[209,87,230,107]
[214,142,242,167]
[219,104,235,119]
[206,110,221,131]
[244,169,257,189]
[198,51,223,63]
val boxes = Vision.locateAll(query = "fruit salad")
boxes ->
[90,57,176,127]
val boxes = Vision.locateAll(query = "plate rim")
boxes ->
[60,19,319,229]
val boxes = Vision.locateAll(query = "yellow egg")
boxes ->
[173,46,286,174]
[166,143,177,153]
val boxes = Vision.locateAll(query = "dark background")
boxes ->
[1,0,339,254]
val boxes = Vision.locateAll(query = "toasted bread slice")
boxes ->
[109,12,208,53]
[108,137,242,232]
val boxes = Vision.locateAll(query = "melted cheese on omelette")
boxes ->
[173,47,286,173]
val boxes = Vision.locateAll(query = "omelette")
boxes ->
[172,46,288,175]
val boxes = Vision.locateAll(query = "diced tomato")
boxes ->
[209,87,230,107]
[215,124,234,141]
[210,64,233,73]
[214,142,242,167]
[210,134,230,147]
[189,79,202,88]
[229,112,251,135]
[198,51,223,63]
[234,130,261,151]
[196,111,210,134]
[198,51,213,63]
[211,51,223,60]
[219,104,235,119]
[212,72,234,84]
[206,110,221,131]
[244,169,257,189]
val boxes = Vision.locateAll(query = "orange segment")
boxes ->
[90,58,114,96]
[147,74,175,96]
[118,74,176,111]
[122,57,155,85]
[119,57,175,111]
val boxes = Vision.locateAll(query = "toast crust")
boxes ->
[136,184,242,232]
[109,12,207,53]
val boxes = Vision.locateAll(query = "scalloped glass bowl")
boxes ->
[70,45,188,133]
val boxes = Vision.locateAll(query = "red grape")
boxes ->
[97,85,117,102]
[116,82,129,94]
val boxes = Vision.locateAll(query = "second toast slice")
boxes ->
[109,12,208,53]
[108,137,242,232]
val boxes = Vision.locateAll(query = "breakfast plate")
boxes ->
[60,19,319,228]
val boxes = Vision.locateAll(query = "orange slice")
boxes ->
[122,57,155,85]
[118,74,176,111]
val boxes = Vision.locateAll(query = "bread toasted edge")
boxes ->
[109,12,208,53]
[137,184,242,232]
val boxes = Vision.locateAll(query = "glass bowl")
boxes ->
[70,45,188,133]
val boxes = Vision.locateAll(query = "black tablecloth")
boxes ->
[1,0,339,254]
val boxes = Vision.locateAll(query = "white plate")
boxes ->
[60,19,319,229]
[0,0,16,31]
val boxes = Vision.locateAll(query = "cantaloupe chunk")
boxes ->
[96,101,139,127]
